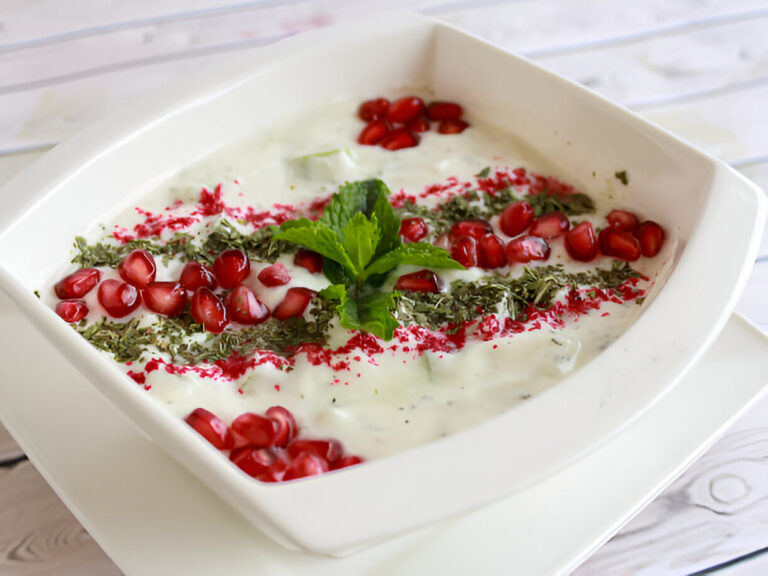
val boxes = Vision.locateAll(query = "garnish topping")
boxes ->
[273,179,463,339]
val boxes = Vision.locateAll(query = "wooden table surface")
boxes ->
[1,1,767,574]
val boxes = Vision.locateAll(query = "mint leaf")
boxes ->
[342,212,380,273]
[276,180,464,341]
[273,219,356,276]
[361,242,463,281]
[320,284,400,340]
[370,185,401,258]
[354,291,400,340]
[324,179,388,234]
[318,283,347,301]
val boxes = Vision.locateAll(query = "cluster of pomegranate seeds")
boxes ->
[392,202,665,291]
[52,268,101,321]
[600,210,665,261]
[52,246,317,330]
[185,405,363,482]
[357,96,469,151]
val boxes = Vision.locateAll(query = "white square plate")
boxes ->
[0,14,765,554]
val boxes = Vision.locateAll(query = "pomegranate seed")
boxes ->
[190,287,229,333]
[230,447,275,478]
[287,439,343,463]
[143,282,187,316]
[55,300,88,323]
[386,96,425,124]
[259,455,290,483]
[438,119,469,134]
[213,249,250,289]
[395,270,441,293]
[606,209,640,232]
[257,262,290,287]
[231,412,277,447]
[399,217,429,242]
[179,261,217,291]
[564,222,599,262]
[358,121,389,146]
[405,115,430,133]
[226,285,270,325]
[380,129,419,151]
[499,201,535,237]
[282,452,329,481]
[266,406,297,448]
[451,236,478,267]
[635,220,665,257]
[54,268,100,299]
[118,249,156,288]
[506,235,551,264]
[450,219,493,241]
[358,98,390,121]
[185,407,233,450]
[529,212,570,239]
[598,228,641,261]
[478,233,507,269]
[434,233,453,251]
[273,287,316,320]
[293,249,324,274]
[97,279,140,318]
[332,455,365,470]
[426,101,464,121]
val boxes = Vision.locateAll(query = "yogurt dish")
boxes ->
[45,96,672,476]
[0,14,764,555]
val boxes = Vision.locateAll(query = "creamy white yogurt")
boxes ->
[48,97,675,460]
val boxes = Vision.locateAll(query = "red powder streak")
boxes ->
[110,167,576,245]
[132,279,645,382]
[196,184,226,216]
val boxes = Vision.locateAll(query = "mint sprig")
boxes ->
[273,179,463,339]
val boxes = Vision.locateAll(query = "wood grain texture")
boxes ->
[576,425,768,574]
[0,459,122,576]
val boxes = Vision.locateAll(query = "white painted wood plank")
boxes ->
[5,0,764,52]
[708,550,768,576]
[576,419,768,575]
[533,15,768,107]
[0,460,121,575]
[437,0,768,55]
[0,0,288,47]
[0,0,435,50]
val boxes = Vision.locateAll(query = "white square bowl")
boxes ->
[0,14,765,556]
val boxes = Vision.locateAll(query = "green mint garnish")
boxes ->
[274,179,463,340]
